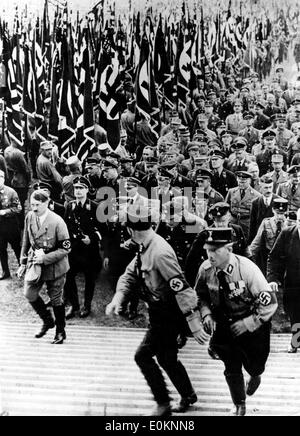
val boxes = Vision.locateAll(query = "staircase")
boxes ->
[0,321,299,416]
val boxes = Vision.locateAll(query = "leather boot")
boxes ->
[246,376,261,396]
[151,402,171,417]
[30,297,55,338]
[225,373,246,416]
[171,392,197,413]
[52,305,66,344]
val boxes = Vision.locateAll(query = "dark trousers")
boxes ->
[283,292,300,346]
[134,305,194,405]
[211,321,271,377]
[0,227,21,274]
[15,187,28,229]
[64,266,97,311]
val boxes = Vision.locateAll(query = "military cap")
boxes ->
[271,151,283,162]
[40,140,54,150]
[33,181,52,192]
[243,111,254,120]
[232,138,248,150]
[160,159,177,169]
[126,177,141,187]
[220,130,233,138]
[219,88,227,93]
[203,227,233,246]
[194,156,209,164]
[241,86,250,92]
[210,149,226,159]
[236,171,252,179]
[73,176,91,189]
[145,156,159,165]
[215,120,226,129]
[275,66,284,73]
[197,113,208,122]
[107,151,121,160]
[260,174,274,184]
[120,157,134,164]
[193,133,208,143]
[207,91,216,97]
[262,129,276,140]
[255,101,265,109]
[243,78,251,85]
[209,202,231,217]
[125,203,158,230]
[66,156,81,166]
[179,126,190,136]
[195,168,213,180]
[102,159,119,169]
[86,157,100,165]
[273,198,288,212]
[287,165,300,175]
[187,142,200,152]
[208,138,222,148]
[158,167,173,179]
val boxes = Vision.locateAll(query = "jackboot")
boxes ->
[30,297,55,338]
[52,305,66,344]
[225,373,246,416]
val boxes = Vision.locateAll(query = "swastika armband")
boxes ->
[258,291,274,307]
[169,276,190,293]
[58,239,71,250]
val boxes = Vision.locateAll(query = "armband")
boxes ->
[58,239,71,250]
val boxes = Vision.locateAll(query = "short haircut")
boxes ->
[31,190,50,203]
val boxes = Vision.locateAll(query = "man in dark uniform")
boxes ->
[196,228,278,415]
[185,202,247,287]
[248,175,280,244]
[106,204,210,416]
[267,208,300,353]
[210,150,237,198]
[256,130,286,176]
[194,168,224,212]
[253,102,272,131]
[0,169,22,279]
[250,199,289,275]
[238,112,261,153]
[64,177,102,319]
[141,157,159,196]
[277,165,300,212]
[36,141,63,203]
[17,189,71,344]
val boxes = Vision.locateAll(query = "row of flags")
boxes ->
[0,0,299,159]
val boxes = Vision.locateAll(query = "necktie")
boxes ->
[292,185,297,196]
[217,270,230,314]
[135,244,144,282]
[36,216,41,230]
[240,189,245,199]
[77,201,83,211]
[276,172,280,181]
[275,221,282,238]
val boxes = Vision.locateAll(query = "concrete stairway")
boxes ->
[0,321,299,416]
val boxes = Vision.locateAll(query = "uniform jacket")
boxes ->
[250,216,289,260]
[0,155,8,183]
[275,128,294,154]
[0,185,22,223]
[116,230,199,316]
[253,114,271,130]
[239,127,261,151]
[36,154,63,189]
[256,149,286,176]
[277,181,300,211]
[248,194,280,243]
[21,210,70,281]
[196,253,278,331]
[211,168,237,198]
[226,186,262,219]
[267,226,300,295]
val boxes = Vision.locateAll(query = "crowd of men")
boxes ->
[2,55,300,414]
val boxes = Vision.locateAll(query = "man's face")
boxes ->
[30,198,49,217]
[74,185,88,201]
[272,161,283,171]
[211,156,223,169]
[198,119,208,129]
[235,149,245,160]
[158,176,171,189]
[277,120,285,130]
[248,166,259,179]
[197,178,210,190]
[265,139,275,150]
[146,164,158,175]
[246,118,253,127]
[120,135,127,146]
[189,148,200,158]
[234,103,242,113]
[274,210,286,221]
[222,135,232,146]
[126,184,138,197]
[103,167,118,181]
[204,106,213,115]
[143,149,153,161]
[261,182,274,198]
[291,174,300,185]
[43,149,52,159]
[237,176,251,189]
[205,245,231,268]
[214,212,230,227]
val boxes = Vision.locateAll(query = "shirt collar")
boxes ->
[216,253,235,276]
[141,229,155,251]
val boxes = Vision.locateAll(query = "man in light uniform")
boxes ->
[196,228,278,415]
